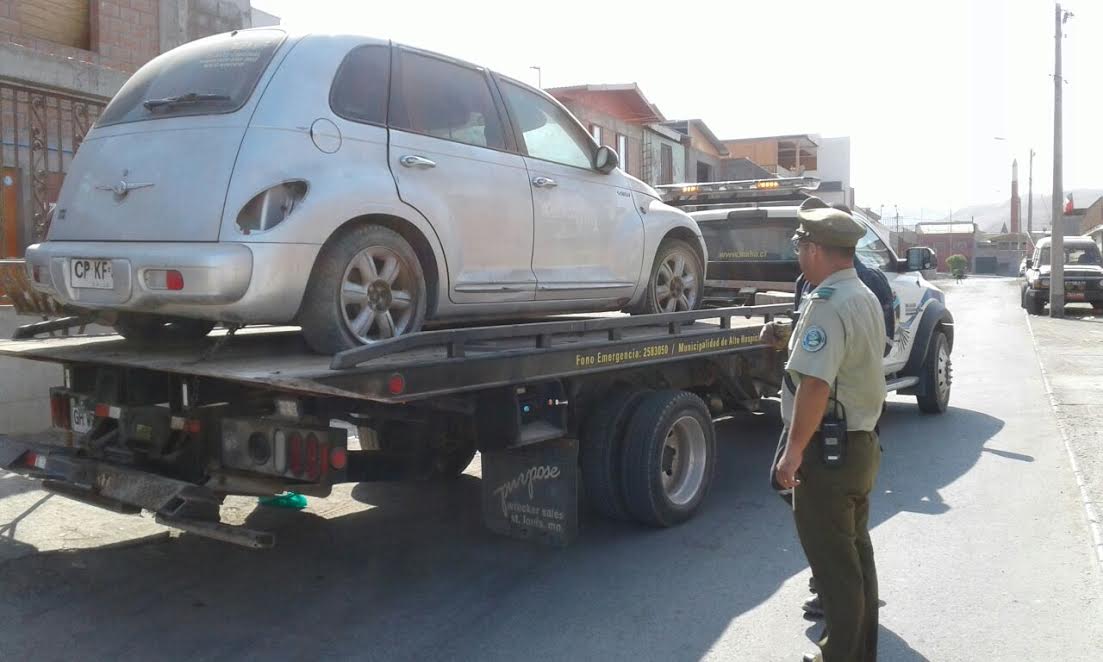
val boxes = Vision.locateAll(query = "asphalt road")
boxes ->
[1,276,1101,661]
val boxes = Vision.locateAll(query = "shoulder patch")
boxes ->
[801,325,827,352]
[810,287,835,300]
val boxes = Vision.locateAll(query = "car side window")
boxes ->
[856,223,893,270]
[330,45,390,125]
[389,50,506,150]
[500,81,594,170]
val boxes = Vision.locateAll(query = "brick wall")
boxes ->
[0,0,160,74]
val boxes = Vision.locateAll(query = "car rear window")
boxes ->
[96,29,286,127]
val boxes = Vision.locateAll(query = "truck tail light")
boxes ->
[50,393,70,430]
[305,434,321,480]
[329,446,348,471]
[288,433,304,476]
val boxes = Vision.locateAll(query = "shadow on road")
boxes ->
[0,401,1003,660]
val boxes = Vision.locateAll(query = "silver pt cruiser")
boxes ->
[26,28,706,354]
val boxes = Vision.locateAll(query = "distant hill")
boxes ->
[939,189,1103,234]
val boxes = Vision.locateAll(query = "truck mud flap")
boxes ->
[480,438,579,547]
[0,432,274,549]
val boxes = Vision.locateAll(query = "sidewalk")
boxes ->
[1027,309,1103,567]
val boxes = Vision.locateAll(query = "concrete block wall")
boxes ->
[0,0,160,75]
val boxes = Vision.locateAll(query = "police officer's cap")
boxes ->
[793,196,865,248]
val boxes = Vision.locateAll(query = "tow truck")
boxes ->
[0,178,953,549]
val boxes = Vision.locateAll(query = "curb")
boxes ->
[1025,312,1103,572]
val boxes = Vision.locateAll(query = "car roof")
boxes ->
[1036,236,1095,248]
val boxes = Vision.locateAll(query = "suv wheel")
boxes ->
[300,225,427,354]
[632,239,703,315]
[916,330,952,414]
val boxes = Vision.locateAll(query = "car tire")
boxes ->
[631,239,703,315]
[916,331,952,414]
[579,387,648,521]
[300,224,427,355]
[1025,295,1045,316]
[621,390,716,527]
[113,313,216,344]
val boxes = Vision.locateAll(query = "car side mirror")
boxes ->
[906,246,935,272]
[1025,259,1033,269]
[595,145,620,174]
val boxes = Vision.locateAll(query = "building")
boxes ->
[549,85,738,187]
[973,232,1032,275]
[720,133,855,206]
[0,0,277,259]
[914,222,978,272]
[660,119,729,183]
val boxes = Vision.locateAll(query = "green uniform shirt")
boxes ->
[781,268,886,431]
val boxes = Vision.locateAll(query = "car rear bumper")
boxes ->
[26,241,254,308]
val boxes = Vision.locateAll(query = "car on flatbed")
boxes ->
[25,28,705,354]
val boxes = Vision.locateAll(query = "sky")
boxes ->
[251,0,1101,219]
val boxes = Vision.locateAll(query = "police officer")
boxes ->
[773,197,886,662]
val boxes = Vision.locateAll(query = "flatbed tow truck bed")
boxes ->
[0,304,791,548]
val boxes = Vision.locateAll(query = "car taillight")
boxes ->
[144,269,184,291]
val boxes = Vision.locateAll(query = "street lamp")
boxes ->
[530,65,542,88]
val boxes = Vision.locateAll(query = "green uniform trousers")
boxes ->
[794,430,881,662]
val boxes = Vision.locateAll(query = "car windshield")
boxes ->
[1039,245,1102,266]
[97,29,285,127]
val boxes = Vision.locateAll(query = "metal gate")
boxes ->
[0,80,105,257]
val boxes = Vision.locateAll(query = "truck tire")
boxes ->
[1025,295,1045,316]
[426,442,477,480]
[114,313,215,344]
[621,390,716,527]
[300,224,427,355]
[631,239,703,314]
[579,387,648,521]
[916,330,952,414]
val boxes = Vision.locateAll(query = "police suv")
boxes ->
[659,177,955,413]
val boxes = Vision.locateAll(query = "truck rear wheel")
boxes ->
[621,390,716,527]
[916,331,952,414]
[579,387,647,521]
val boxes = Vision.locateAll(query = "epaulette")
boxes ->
[810,287,835,300]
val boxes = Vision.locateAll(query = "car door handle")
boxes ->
[531,176,558,188]
[399,155,437,169]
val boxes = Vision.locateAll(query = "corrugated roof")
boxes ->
[916,222,976,235]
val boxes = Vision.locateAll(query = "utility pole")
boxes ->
[1027,148,1035,237]
[1050,3,1072,317]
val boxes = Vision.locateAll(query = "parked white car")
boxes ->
[26,29,705,353]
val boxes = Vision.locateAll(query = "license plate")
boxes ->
[70,400,94,434]
[71,258,113,289]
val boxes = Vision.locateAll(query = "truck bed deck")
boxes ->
[0,304,791,403]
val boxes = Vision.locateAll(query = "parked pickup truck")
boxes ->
[1021,235,1103,314]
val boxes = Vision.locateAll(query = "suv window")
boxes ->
[500,81,594,169]
[856,222,894,270]
[389,51,505,150]
[97,29,286,127]
[331,45,390,125]
[1040,245,1102,266]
